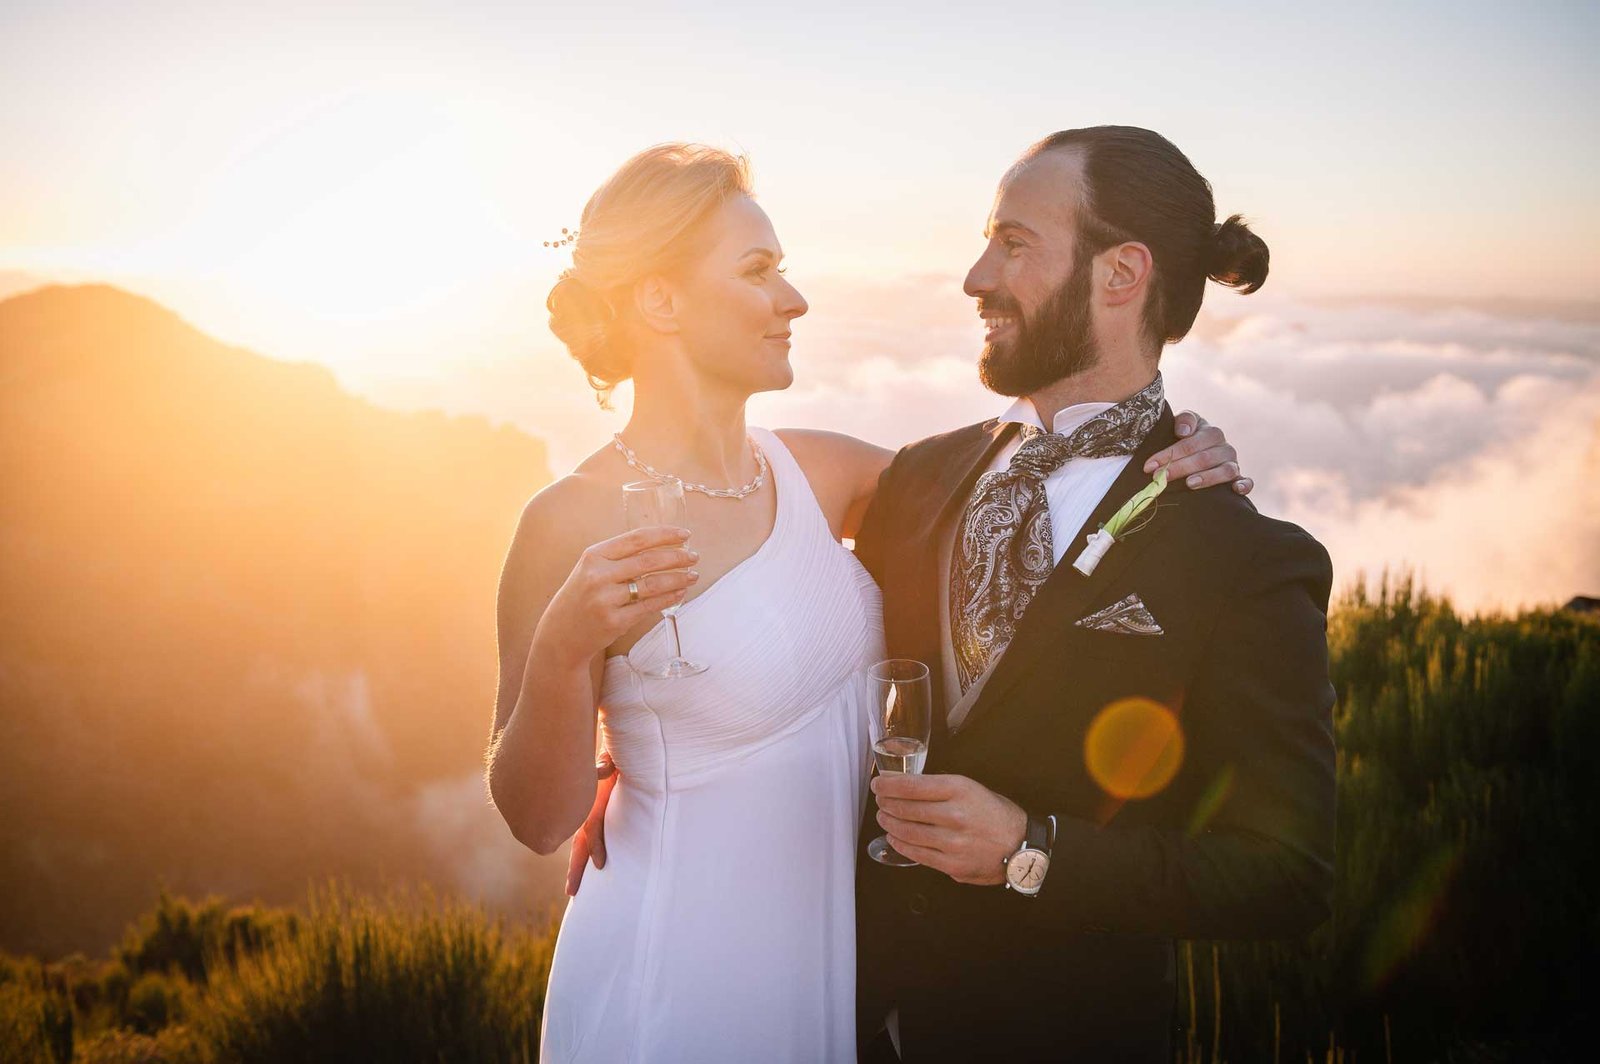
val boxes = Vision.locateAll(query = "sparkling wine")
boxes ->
[621,478,705,677]
[866,659,932,868]
[873,736,928,775]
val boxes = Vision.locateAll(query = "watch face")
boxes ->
[1007,849,1049,894]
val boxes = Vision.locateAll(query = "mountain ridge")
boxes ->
[0,283,561,960]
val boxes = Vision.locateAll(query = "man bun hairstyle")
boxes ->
[1028,125,1270,346]
[545,143,754,406]
[1206,214,1270,294]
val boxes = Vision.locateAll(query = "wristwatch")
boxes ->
[1003,813,1054,896]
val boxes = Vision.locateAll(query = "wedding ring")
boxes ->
[627,579,640,604]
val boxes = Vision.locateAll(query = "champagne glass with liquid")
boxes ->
[866,658,932,866]
[622,478,707,678]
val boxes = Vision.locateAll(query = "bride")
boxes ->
[484,144,1247,1062]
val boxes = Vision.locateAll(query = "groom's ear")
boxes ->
[1103,241,1154,308]
[631,275,682,336]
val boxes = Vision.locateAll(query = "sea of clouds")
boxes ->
[762,277,1600,614]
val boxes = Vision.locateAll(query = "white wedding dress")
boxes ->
[539,428,885,1063]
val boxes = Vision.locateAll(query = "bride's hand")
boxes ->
[535,526,700,668]
[1143,411,1254,495]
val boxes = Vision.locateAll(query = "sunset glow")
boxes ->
[4,8,1597,1060]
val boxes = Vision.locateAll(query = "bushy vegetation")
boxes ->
[4,581,1594,1061]
[0,882,554,1063]
[1176,577,1600,1062]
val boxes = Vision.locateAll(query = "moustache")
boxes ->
[976,297,1023,320]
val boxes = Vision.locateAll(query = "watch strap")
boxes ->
[1024,812,1050,854]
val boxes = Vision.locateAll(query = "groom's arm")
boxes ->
[874,525,1336,939]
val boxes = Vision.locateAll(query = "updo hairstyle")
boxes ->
[546,144,753,406]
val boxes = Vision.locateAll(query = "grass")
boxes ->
[0,881,555,1063]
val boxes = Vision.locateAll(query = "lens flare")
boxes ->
[1186,763,1236,835]
[1362,844,1462,990]
[1084,697,1185,800]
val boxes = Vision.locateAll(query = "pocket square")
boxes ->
[1074,593,1164,636]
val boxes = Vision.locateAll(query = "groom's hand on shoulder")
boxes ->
[870,774,1027,886]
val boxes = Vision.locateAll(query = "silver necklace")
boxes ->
[612,432,769,500]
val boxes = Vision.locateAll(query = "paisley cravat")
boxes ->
[949,374,1164,693]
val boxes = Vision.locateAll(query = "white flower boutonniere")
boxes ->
[1072,468,1169,577]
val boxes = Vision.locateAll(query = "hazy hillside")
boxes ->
[0,285,561,959]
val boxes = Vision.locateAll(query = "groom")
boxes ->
[853,126,1337,1062]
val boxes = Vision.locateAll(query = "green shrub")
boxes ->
[191,878,553,1063]
[123,971,190,1035]
[73,1026,202,1064]
[114,890,293,990]
[45,953,111,1021]
[0,955,73,1064]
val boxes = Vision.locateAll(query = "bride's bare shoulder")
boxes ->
[513,446,628,555]
[772,429,894,538]
[773,429,892,484]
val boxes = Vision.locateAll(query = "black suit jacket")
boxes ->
[854,407,1337,1062]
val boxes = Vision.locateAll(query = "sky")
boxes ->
[3,0,1598,611]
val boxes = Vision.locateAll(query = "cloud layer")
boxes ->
[755,280,1600,613]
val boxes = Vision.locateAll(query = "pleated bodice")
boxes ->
[599,427,883,791]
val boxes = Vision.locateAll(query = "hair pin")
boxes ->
[543,226,578,248]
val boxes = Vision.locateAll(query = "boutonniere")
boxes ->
[1072,468,1169,577]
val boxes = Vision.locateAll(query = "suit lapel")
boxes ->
[952,406,1179,739]
[897,418,1014,740]
[930,419,1015,533]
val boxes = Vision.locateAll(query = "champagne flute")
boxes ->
[622,478,707,678]
[866,658,932,866]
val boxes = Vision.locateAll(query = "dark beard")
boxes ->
[977,259,1098,398]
